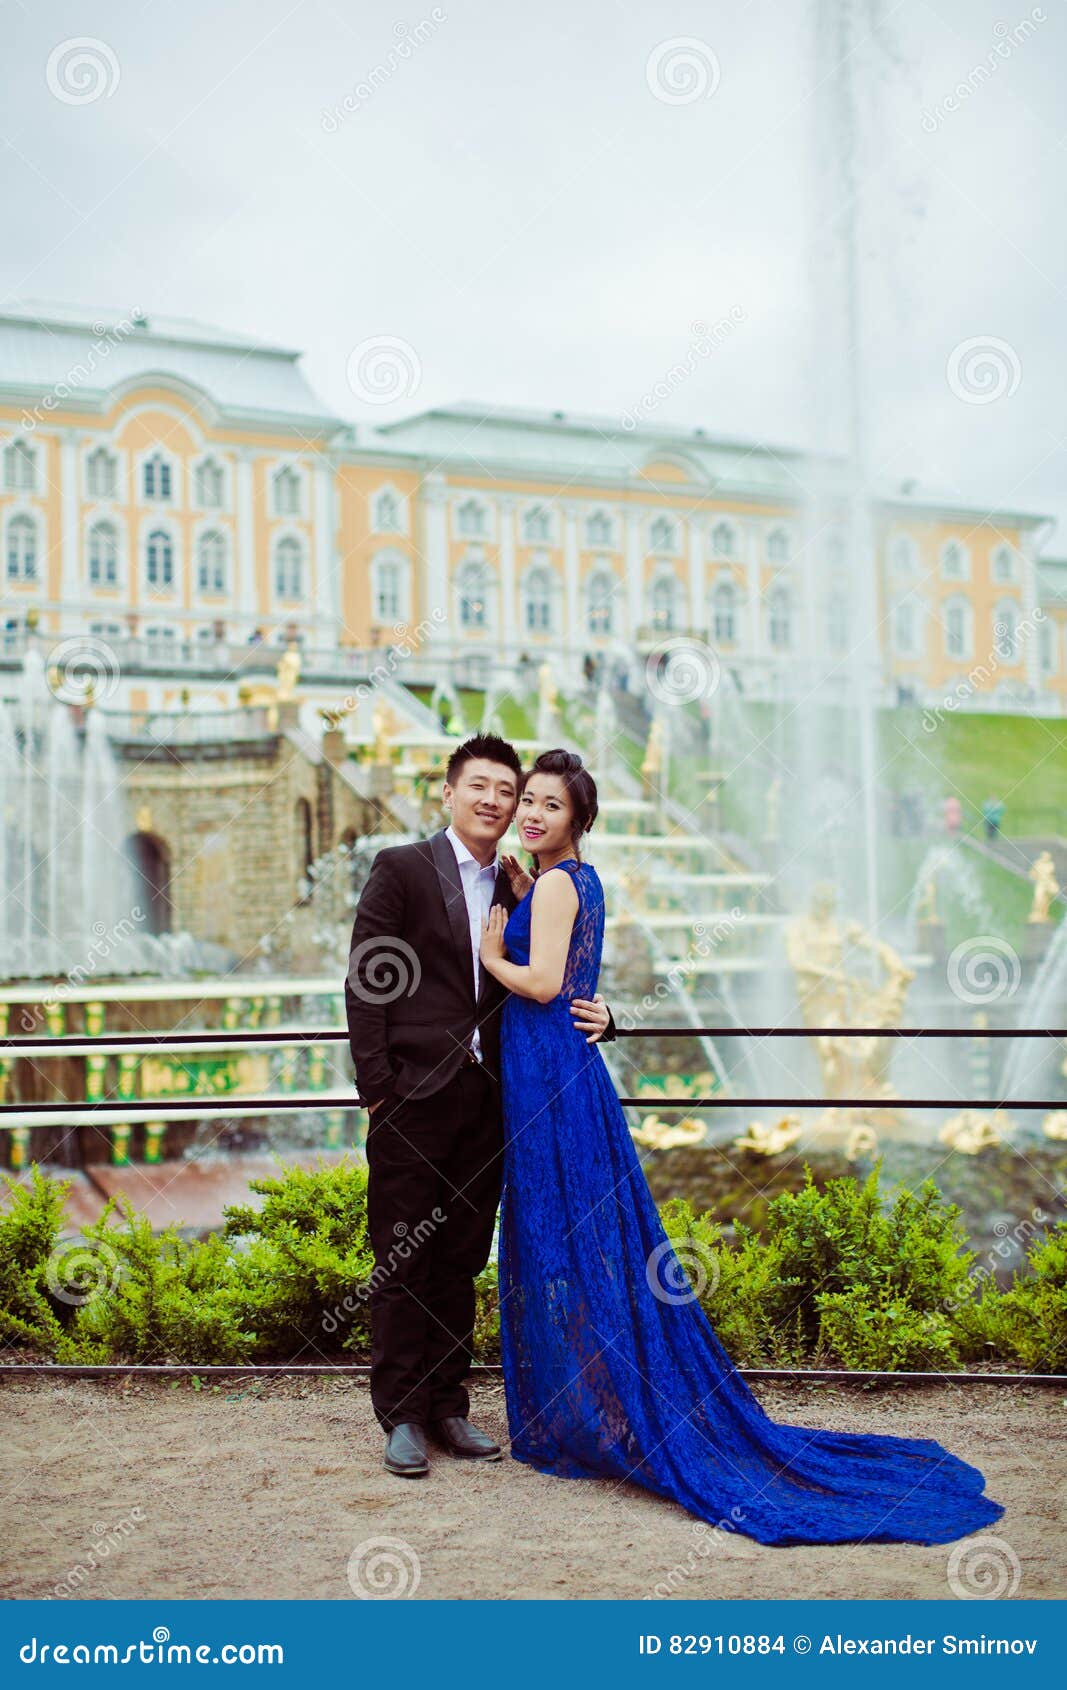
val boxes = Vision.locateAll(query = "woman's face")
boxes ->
[517,771,576,857]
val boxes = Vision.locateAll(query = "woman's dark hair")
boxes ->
[521,748,598,857]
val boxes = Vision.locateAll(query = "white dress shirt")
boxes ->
[445,823,499,1061]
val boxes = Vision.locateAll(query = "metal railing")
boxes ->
[2,1021,1064,1385]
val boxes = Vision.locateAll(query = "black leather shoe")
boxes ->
[430,1416,502,1460]
[383,1422,429,1477]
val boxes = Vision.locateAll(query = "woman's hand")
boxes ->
[500,852,533,900]
[480,902,508,970]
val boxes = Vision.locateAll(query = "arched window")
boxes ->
[197,530,227,594]
[195,458,225,509]
[86,446,118,500]
[893,598,922,657]
[993,600,1019,662]
[456,498,487,538]
[767,585,791,649]
[649,515,677,554]
[142,452,173,502]
[766,527,790,564]
[6,514,37,581]
[826,585,848,651]
[710,519,738,560]
[943,596,972,660]
[272,465,302,517]
[3,438,36,492]
[274,535,303,597]
[940,539,969,581]
[145,529,174,590]
[372,553,408,621]
[373,489,402,533]
[456,560,490,629]
[890,535,919,577]
[712,578,737,644]
[523,566,554,633]
[991,544,1017,585]
[585,571,615,635]
[522,505,552,543]
[586,509,614,548]
[825,531,846,569]
[88,520,119,586]
[144,625,178,659]
[650,572,679,632]
[295,797,314,898]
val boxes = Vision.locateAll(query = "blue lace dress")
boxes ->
[497,858,1006,1547]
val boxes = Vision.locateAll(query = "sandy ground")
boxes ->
[0,1374,1063,1602]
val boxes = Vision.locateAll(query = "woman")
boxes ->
[479,748,1006,1547]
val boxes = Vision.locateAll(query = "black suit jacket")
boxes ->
[345,828,614,1106]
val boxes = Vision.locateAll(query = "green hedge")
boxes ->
[1,1159,1064,1372]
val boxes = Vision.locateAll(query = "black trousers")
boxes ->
[365,1056,502,1431]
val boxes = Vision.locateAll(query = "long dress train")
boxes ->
[497,857,1006,1548]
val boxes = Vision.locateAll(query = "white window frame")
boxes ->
[709,518,740,561]
[370,548,411,623]
[5,510,39,582]
[138,447,179,506]
[271,461,306,520]
[585,508,616,549]
[143,520,179,595]
[272,529,305,600]
[195,526,229,596]
[192,454,230,512]
[84,443,121,503]
[87,517,123,589]
[942,594,973,661]
[2,436,39,494]
[939,538,971,583]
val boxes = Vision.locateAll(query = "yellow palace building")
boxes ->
[1,300,1065,715]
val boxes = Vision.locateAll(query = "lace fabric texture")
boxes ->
[498,858,1006,1547]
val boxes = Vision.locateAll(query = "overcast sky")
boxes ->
[4,0,1065,542]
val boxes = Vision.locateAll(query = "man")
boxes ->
[345,733,616,1477]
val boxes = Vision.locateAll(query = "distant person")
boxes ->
[982,797,1005,840]
[944,795,961,835]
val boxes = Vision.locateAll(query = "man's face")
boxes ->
[444,758,519,850]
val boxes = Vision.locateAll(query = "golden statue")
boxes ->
[630,1114,707,1150]
[733,1115,802,1156]
[939,1109,1010,1154]
[276,646,301,699]
[537,662,558,713]
[785,882,915,1138]
[915,879,938,923]
[371,698,399,763]
[1027,851,1060,923]
[1042,1110,1067,1142]
[641,718,664,776]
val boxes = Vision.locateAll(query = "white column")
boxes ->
[61,430,80,615]
[687,518,704,634]
[498,496,517,657]
[625,507,644,638]
[313,455,336,642]
[562,501,580,656]
[236,450,257,624]
[1019,529,1044,694]
[745,523,763,661]
[421,473,449,643]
